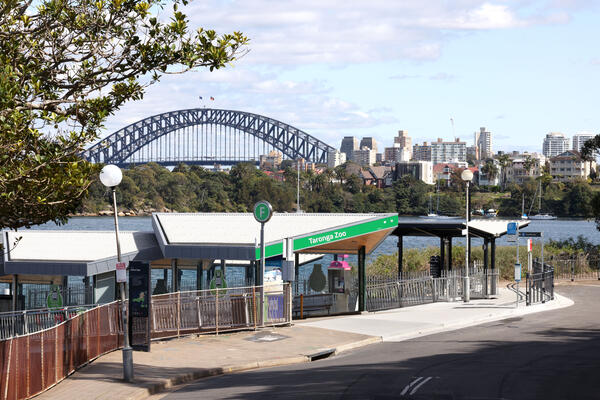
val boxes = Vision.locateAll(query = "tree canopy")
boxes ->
[0,0,248,229]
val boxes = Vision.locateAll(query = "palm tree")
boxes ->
[581,134,600,181]
[496,154,511,190]
[523,155,537,177]
[480,160,499,185]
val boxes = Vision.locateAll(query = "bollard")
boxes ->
[571,260,575,282]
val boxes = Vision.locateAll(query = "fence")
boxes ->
[549,257,600,281]
[366,268,499,312]
[0,283,291,400]
[526,261,554,306]
[22,285,93,310]
[0,305,97,340]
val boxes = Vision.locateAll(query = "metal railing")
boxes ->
[0,283,292,400]
[23,285,93,310]
[0,305,97,340]
[366,268,500,312]
[526,261,554,305]
[549,257,600,281]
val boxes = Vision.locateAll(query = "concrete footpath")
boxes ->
[37,287,573,400]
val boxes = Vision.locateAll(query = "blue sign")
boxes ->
[507,222,518,235]
[267,294,284,321]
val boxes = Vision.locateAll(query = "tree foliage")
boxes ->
[0,0,248,229]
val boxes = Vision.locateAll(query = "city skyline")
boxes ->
[102,1,599,154]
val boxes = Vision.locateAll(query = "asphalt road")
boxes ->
[163,284,600,400]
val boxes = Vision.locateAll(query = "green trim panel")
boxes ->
[293,215,398,251]
[255,242,284,260]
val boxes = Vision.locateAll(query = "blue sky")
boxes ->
[104,0,600,154]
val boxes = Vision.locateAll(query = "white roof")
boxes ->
[468,219,530,236]
[155,213,392,245]
[6,230,157,262]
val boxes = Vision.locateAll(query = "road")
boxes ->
[162,284,600,399]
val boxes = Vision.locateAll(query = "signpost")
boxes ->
[116,262,127,283]
[254,200,273,325]
[514,262,521,308]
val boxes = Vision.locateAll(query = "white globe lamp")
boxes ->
[100,165,123,188]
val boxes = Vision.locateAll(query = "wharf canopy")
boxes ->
[153,213,398,259]
[1,213,398,310]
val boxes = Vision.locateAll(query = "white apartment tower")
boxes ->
[543,132,569,158]
[474,127,493,160]
[572,132,596,153]
[430,138,467,164]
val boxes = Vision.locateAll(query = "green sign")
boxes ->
[253,201,273,223]
[293,215,398,251]
[46,285,63,308]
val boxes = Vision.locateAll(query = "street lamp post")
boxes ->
[100,165,134,381]
[461,169,473,303]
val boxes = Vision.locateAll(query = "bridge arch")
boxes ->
[83,108,336,166]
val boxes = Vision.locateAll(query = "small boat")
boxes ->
[528,213,557,220]
[484,209,497,218]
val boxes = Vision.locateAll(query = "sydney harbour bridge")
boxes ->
[83,108,336,167]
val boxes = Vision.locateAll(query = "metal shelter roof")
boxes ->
[2,230,161,277]
[1,212,398,277]
[153,213,399,260]
[393,219,530,239]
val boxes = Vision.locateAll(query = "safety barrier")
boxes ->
[550,257,599,281]
[526,261,554,305]
[366,268,499,312]
[0,284,291,400]
[0,305,97,340]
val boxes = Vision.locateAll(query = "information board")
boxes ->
[128,261,151,352]
[514,263,522,282]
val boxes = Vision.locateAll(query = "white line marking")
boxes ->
[410,376,432,395]
[400,377,423,396]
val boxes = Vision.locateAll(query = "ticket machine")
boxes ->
[328,256,352,313]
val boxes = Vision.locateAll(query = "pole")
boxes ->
[112,188,133,382]
[464,181,470,302]
[296,159,300,213]
[260,222,265,325]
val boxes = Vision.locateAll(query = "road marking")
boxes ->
[409,376,432,395]
[400,377,423,396]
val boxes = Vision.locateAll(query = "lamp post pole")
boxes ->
[461,169,473,303]
[101,165,133,382]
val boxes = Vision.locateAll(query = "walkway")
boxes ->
[37,287,573,400]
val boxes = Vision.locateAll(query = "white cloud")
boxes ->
[100,0,591,148]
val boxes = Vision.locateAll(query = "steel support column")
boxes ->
[397,236,403,279]
[358,246,366,312]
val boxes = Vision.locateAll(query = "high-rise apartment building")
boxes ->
[430,138,467,164]
[384,147,410,163]
[474,127,493,160]
[327,149,346,168]
[572,132,595,153]
[413,142,432,161]
[359,137,378,152]
[542,132,569,158]
[394,130,412,157]
[340,136,359,161]
[353,147,377,166]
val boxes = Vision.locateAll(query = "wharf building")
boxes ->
[542,132,569,158]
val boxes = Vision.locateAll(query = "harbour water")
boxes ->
[28,216,599,287]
